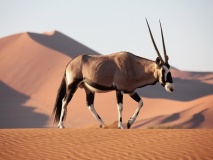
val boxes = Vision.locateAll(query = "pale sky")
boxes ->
[0,0,213,72]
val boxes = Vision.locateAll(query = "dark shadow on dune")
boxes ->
[137,78,213,101]
[0,81,49,128]
[180,109,206,128]
[132,115,164,129]
[28,31,99,58]
[160,113,180,124]
[158,104,201,125]
[132,104,206,129]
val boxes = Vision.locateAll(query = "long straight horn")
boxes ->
[146,18,164,63]
[159,20,168,62]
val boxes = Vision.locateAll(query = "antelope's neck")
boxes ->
[138,60,158,85]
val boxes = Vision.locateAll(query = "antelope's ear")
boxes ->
[155,57,163,68]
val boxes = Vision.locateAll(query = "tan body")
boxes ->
[66,51,158,93]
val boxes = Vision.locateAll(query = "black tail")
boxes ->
[52,74,67,123]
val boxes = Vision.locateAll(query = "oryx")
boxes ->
[53,19,174,129]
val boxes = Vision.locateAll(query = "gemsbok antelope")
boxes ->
[53,19,174,129]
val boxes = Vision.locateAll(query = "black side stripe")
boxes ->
[84,78,115,91]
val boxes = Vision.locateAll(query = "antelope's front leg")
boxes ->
[116,91,124,129]
[85,88,106,128]
[127,91,143,129]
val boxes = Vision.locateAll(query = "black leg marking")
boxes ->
[136,111,140,116]
[67,78,82,91]
[66,78,82,103]
[130,92,141,102]
[127,92,143,129]
[97,114,101,120]
[116,91,123,104]
[65,91,74,104]
[61,79,82,121]
[84,88,105,128]
[120,117,122,122]
[86,92,94,106]
[127,121,131,129]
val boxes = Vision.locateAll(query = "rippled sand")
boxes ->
[0,129,213,160]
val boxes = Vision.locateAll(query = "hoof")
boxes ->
[100,124,106,128]
[57,124,65,129]
[127,122,131,129]
[118,125,124,129]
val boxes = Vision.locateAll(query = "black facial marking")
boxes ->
[166,72,173,83]
[161,69,166,86]
[160,65,173,87]
[130,93,141,102]
[86,92,94,106]
[116,91,123,104]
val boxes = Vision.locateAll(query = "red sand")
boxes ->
[0,129,213,160]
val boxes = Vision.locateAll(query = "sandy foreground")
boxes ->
[0,129,213,160]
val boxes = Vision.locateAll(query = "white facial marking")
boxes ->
[165,82,175,93]
[162,65,169,81]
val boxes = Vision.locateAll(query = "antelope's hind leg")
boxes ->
[127,91,143,129]
[85,88,106,128]
[58,79,80,128]
[58,98,67,128]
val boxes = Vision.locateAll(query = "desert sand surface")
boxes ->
[0,128,213,160]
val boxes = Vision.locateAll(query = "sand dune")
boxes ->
[0,129,213,160]
[0,31,213,129]
[171,68,213,85]
[133,95,213,129]
[28,30,99,57]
